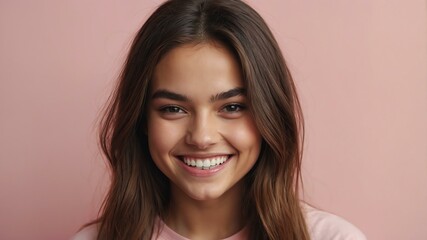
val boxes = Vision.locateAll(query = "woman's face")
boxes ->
[147,42,261,202]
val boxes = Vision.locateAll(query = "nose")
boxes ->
[185,112,219,149]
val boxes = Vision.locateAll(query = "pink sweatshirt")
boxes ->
[72,204,366,240]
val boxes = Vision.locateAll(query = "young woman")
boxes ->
[73,0,366,239]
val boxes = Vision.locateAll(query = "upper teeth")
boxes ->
[182,156,228,169]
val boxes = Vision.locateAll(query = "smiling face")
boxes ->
[147,42,262,202]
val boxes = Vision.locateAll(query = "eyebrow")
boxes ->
[151,89,189,101]
[210,87,246,102]
[151,87,246,103]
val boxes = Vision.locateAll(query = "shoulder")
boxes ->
[303,203,367,240]
[70,224,98,240]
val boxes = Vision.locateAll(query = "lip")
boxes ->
[175,154,233,177]
[176,153,232,158]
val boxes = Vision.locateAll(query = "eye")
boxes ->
[221,103,246,113]
[159,105,186,114]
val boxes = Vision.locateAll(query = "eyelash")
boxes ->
[159,105,186,114]
[220,103,246,113]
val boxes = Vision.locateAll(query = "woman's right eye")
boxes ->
[159,106,186,114]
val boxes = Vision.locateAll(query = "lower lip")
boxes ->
[176,156,232,177]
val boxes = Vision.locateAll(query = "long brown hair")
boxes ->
[95,0,309,239]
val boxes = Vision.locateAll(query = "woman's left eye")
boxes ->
[221,104,246,113]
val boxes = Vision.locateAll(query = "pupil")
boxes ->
[228,105,237,111]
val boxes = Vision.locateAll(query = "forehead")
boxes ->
[151,42,243,95]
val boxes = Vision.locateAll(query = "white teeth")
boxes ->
[203,160,210,168]
[196,160,203,168]
[182,156,229,169]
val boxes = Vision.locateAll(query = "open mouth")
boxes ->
[178,155,232,170]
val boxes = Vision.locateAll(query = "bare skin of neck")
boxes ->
[164,181,246,240]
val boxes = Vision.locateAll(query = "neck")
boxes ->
[165,181,246,240]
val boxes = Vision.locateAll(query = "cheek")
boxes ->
[222,118,261,153]
[147,118,185,157]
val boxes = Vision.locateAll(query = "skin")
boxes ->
[147,42,261,239]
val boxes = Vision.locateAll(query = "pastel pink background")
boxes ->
[1,0,426,239]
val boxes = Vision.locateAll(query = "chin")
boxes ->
[191,192,225,201]
[179,180,243,202]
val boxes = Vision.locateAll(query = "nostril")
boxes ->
[185,132,217,149]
